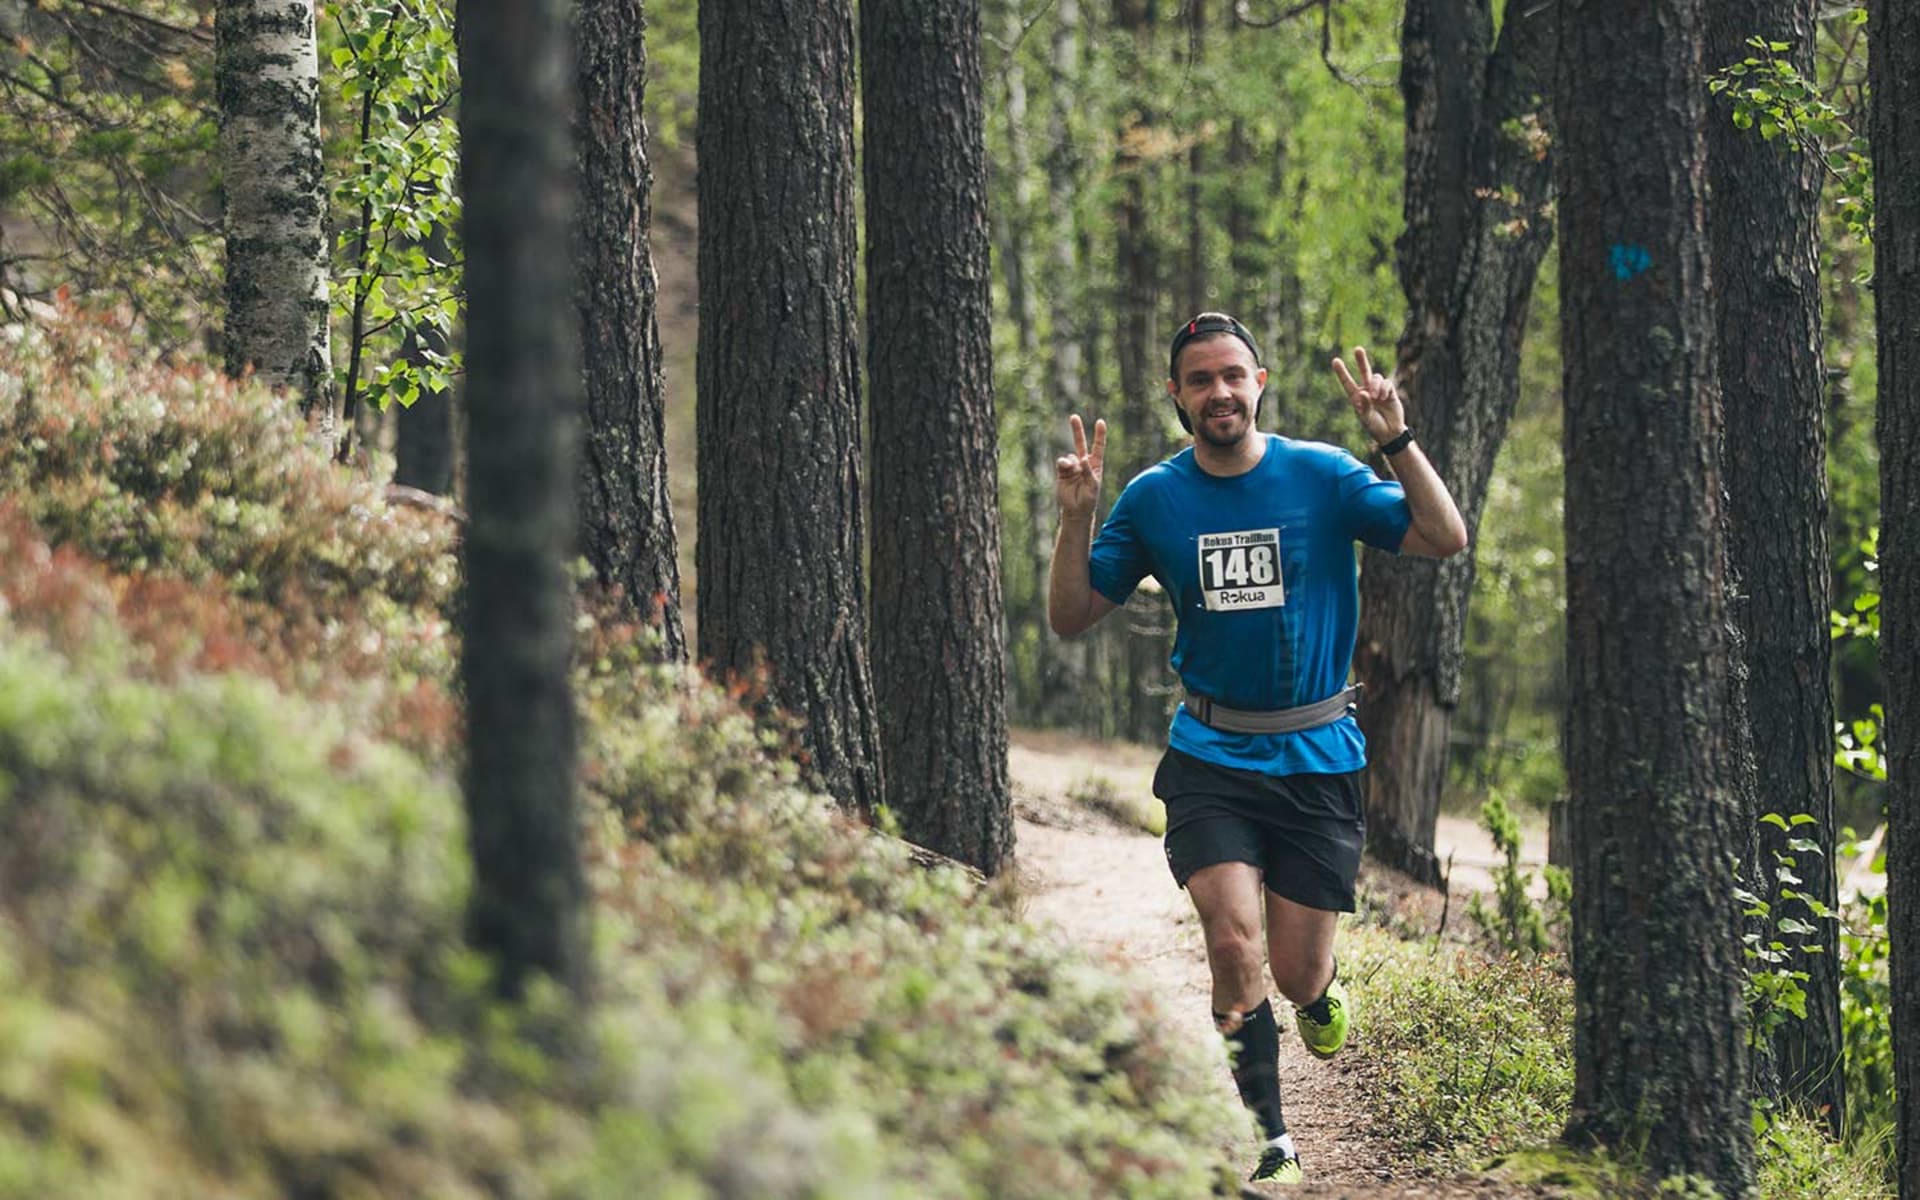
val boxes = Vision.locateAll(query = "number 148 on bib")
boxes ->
[1198,528,1285,612]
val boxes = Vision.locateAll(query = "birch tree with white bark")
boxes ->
[216,0,333,429]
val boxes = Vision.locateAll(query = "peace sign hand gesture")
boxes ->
[1056,414,1106,519]
[1331,346,1407,446]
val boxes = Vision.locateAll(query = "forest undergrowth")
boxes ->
[0,310,1891,1198]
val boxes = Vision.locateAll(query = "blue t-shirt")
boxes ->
[1088,434,1411,776]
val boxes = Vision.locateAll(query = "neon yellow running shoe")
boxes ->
[1293,974,1350,1059]
[1249,1143,1303,1185]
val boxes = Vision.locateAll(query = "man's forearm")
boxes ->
[1381,441,1468,556]
[1048,507,1099,635]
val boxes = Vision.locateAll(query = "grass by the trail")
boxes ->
[1340,923,1894,1198]
[1342,926,1573,1168]
[1066,771,1167,835]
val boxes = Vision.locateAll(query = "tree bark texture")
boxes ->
[1706,0,1841,1129]
[457,0,589,1000]
[576,0,687,662]
[1556,2,1751,1192]
[216,0,332,427]
[696,0,882,817]
[1867,1,1920,1191]
[1355,0,1556,886]
[863,0,1013,875]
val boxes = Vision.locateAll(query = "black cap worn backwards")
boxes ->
[1167,312,1262,381]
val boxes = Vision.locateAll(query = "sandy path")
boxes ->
[1010,730,1558,1199]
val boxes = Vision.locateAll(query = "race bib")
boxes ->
[1197,528,1285,611]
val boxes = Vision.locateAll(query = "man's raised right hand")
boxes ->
[1055,414,1106,517]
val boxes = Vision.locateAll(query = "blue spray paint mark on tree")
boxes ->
[1609,243,1652,280]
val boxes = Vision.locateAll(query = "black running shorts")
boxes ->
[1152,747,1365,913]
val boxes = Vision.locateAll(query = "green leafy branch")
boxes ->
[0,0,220,341]
[1736,811,1834,1062]
[1831,529,1883,781]
[1465,793,1568,958]
[328,0,462,458]
[1708,23,1873,244]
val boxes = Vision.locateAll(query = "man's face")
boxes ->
[1168,335,1266,449]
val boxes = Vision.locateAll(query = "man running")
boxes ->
[1047,313,1467,1185]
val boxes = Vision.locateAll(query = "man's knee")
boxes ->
[1188,860,1268,1001]
[1204,919,1265,981]
[1269,954,1334,1007]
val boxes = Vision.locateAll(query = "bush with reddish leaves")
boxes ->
[0,309,1244,1199]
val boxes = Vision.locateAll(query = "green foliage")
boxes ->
[0,307,1246,1196]
[1464,795,1566,957]
[1481,1146,1690,1198]
[0,0,221,342]
[1346,928,1573,1166]
[1709,22,1873,245]
[1836,881,1893,1159]
[1754,1106,1894,1200]
[1353,929,1885,1195]
[0,624,496,1198]
[1823,543,1896,1177]
[0,310,457,625]
[1737,812,1835,1066]
[1454,251,1566,814]
[645,0,700,151]
[1832,530,1885,782]
[326,0,462,419]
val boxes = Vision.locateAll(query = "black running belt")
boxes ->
[1182,684,1362,735]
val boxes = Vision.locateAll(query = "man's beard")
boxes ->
[1194,405,1254,448]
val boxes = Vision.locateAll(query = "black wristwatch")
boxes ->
[1378,426,1415,456]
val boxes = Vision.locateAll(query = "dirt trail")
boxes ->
[1009,730,1558,1199]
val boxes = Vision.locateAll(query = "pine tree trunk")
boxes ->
[696,0,882,817]
[1556,1,1751,1191]
[457,0,589,1001]
[1866,2,1920,1191]
[863,0,1012,875]
[1706,0,1842,1130]
[1355,0,1556,886]
[216,0,332,429]
[576,0,686,661]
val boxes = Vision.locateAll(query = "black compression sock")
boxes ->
[1215,998,1286,1139]
[1300,959,1339,1025]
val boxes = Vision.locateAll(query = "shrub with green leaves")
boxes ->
[0,308,1246,1197]
[1464,794,1568,957]
[0,311,457,613]
[1347,930,1573,1166]
[0,312,459,731]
